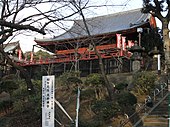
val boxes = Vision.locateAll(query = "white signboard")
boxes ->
[42,75,55,127]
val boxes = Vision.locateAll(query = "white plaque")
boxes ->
[42,75,55,127]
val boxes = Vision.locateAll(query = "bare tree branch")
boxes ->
[0,19,46,34]
[70,0,115,100]
[167,0,170,20]
[143,0,170,71]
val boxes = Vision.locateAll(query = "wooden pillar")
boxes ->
[18,49,22,60]
[64,62,66,73]
[109,60,112,74]
[90,60,92,74]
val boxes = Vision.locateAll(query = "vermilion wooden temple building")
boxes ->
[16,8,156,76]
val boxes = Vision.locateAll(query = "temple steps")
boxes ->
[142,94,169,127]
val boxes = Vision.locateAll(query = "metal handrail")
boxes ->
[118,82,168,127]
[118,103,146,127]
[133,91,169,127]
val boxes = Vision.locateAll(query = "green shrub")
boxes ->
[56,71,81,88]
[13,100,24,112]
[115,83,128,91]
[84,73,106,100]
[132,71,156,95]
[91,100,120,120]
[0,100,13,113]
[117,92,137,107]
[80,89,95,100]
[85,73,105,87]
[12,79,42,118]
[0,74,19,94]
[67,76,82,84]
[12,87,28,100]
[28,93,41,116]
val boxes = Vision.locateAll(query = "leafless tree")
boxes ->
[69,0,115,100]
[0,0,125,96]
[142,0,170,72]
[0,0,81,93]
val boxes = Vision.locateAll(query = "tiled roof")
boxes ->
[35,8,150,42]
[3,41,20,52]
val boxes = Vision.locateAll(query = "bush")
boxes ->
[115,83,128,91]
[117,92,137,107]
[85,73,106,100]
[13,100,24,112]
[91,100,120,120]
[28,93,41,116]
[132,71,156,95]
[0,74,19,94]
[66,77,83,91]
[80,89,96,100]
[12,79,42,118]
[56,71,81,88]
[85,73,105,87]
[11,80,29,101]
[0,100,13,113]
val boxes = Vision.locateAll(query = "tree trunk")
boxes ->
[76,6,115,100]
[93,44,115,100]
[162,19,170,72]
[0,47,35,94]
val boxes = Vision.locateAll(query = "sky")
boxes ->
[12,0,144,52]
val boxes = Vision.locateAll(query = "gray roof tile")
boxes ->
[36,8,150,42]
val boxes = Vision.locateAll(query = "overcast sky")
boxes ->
[13,0,143,52]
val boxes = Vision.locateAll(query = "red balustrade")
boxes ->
[17,44,131,66]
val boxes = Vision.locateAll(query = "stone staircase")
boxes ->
[119,81,169,127]
[142,94,169,127]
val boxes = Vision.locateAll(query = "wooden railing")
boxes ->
[18,44,131,66]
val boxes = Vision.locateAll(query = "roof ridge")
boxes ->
[35,8,150,43]
[75,8,142,22]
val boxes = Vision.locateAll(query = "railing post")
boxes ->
[134,103,141,111]
[144,98,147,114]
[161,84,164,97]
[153,88,159,101]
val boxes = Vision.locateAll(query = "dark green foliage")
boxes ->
[12,80,28,100]
[0,80,18,93]
[116,92,137,115]
[141,28,163,53]
[132,71,156,95]
[84,73,106,100]
[117,92,137,107]
[115,83,128,91]
[85,73,105,87]
[12,79,42,117]
[34,50,53,59]
[0,79,42,126]
[80,89,95,100]
[27,92,41,116]
[29,80,42,116]
[91,100,120,120]
[0,74,19,94]
[56,71,81,88]
[0,100,13,113]
[0,116,12,127]
[24,50,53,60]
[67,76,82,84]
[32,80,42,92]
